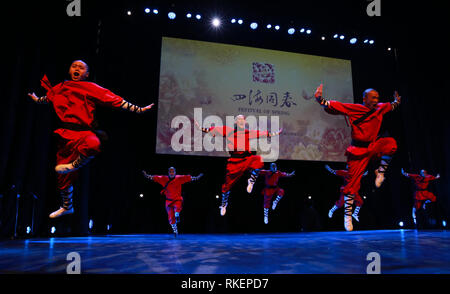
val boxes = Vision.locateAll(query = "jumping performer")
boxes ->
[142,167,203,237]
[195,115,282,216]
[325,165,368,222]
[314,84,401,231]
[28,60,154,218]
[401,168,440,224]
[259,163,295,224]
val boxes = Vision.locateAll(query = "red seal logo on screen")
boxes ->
[252,62,275,84]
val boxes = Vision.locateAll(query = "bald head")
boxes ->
[69,60,89,81]
[362,88,379,110]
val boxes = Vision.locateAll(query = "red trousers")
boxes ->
[56,131,101,190]
[165,199,182,225]
[221,155,263,193]
[262,187,284,208]
[343,137,397,196]
[335,187,363,207]
[414,191,436,209]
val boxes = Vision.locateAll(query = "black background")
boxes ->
[1,0,449,237]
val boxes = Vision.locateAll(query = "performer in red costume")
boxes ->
[195,115,282,216]
[142,167,203,236]
[314,84,401,231]
[325,165,368,222]
[259,163,295,224]
[28,60,154,218]
[401,168,440,224]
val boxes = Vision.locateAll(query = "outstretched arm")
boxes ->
[191,173,204,182]
[120,101,154,114]
[325,164,336,175]
[27,92,48,104]
[314,84,330,108]
[401,168,410,177]
[142,170,154,181]
[391,91,401,111]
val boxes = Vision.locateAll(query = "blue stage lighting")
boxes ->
[238,19,243,24]
[168,12,176,19]
[306,29,311,34]
[288,28,295,35]
[339,35,345,40]
[274,25,280,30]
[250,22,258,29]
[231,18,236,23]
[333,34,338,38]
[153,9,158,14]
[144,8,150,14]
[300,28,305,33]
[196,14,202,20]
[350,38,357,44]
[266,24,272,29]
[399,221,404,227]
[186,13,192,18]
[212,17,221,27]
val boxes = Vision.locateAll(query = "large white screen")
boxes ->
[156,37,353,162]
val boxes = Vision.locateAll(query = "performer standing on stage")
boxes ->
[28,60,154,218]
[325,165,368,222]
[195,115,282,216]
[314,84,401,231]
[142,167,203,236]
[259,163,295,224]
[401,168,440,224]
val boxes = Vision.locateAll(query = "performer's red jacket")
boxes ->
[40,75,124,141]
[153,175,192,201]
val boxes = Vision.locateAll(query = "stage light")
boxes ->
[139,193,144,198]
[238,19,243,24]
[127,10,131,16]
[186,13,192,18]
[443,220,447,227]
[153,9,158,14]
[350,38,357,44]
[107,224,111,231]
[364,39,369,43]
[399,221,404,227]
[250,22,258,29]
[333,34,338,39]
[288,28,295,35]
[308,196,312,199]
[26,226,31,234]
[339,35,345,40]
[306,29,311,34]
[215,195,219,199]
[321,36,326,40]
[168,12,176,20]
[231,18,236,23]
[363,196,367,199]
[266,24,272,29]
[300,28,305,33]
[89,219,93,230]
[274,25,280,30]
[196,14,202,20]
[145,8,150,14]
[212,17,221,27]
[51,226,56,234]
[387,47,392,51]
[369,40,375,44]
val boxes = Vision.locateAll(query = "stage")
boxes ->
[0,229,449,274]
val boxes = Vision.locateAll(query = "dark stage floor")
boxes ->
[0,230,449,274]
